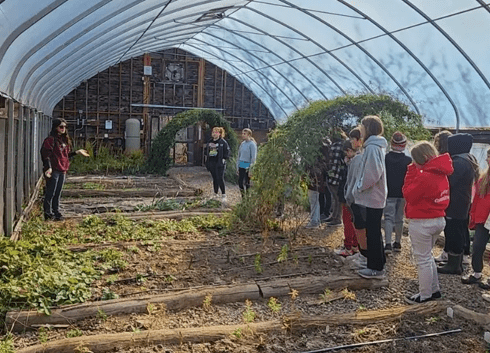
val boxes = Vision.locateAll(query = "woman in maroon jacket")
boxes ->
[41,118,89,221]
[462,147,490,287]
[403,141,453,304]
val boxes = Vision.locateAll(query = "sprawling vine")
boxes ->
[232,94,431,231]
[146,109,239,177]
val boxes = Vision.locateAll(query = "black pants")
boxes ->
[238,167,250,194]
[443,217,467,255]
[208,164,225,194]
[471,224,489,272]
[44,170,66,218]
[350,203,367,230]
[319,191,331,217]
[366,207,385,271]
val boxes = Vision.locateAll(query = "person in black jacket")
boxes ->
[383,131,412,253]
[205,127,230,201]
[438,133,479,274]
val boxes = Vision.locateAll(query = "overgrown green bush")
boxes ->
[146,109,239,181]
[69,142,145,175]
[232,94,430,231]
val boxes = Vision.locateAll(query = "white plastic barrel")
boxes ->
[125,118,141,153]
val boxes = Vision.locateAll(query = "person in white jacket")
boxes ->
[353,115,388,279]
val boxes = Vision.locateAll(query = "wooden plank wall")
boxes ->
[52,48,275,148]
[0,97,49,237]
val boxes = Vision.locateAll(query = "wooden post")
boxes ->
[15,104,24,217]
[143,53,151,153]
[5,98,15,237]
[0,97,6,236]
[197,58,205,108]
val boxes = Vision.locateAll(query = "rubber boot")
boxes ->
[437,253,463,275]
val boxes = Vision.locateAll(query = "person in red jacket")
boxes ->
[402,141,453,304]
[462,147,490,287]
[41,118,89,221]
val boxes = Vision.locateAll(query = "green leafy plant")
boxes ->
[203,294,212,311]
[38,327,50,343]
[96,308,108,321]
[232,328,242,339]
[277,244,289,263]
[66,328,83,338]
[106,274,119,285]
[254,254,263,274]
[147,303,156,315]
[0,334,14,353]
[70,142,145,175]
[82,182,106,190]
[101,288,119,300]
[267,297,281,313]
[425,316,440,324]
[242,300,256,323]
[319,288,332,303]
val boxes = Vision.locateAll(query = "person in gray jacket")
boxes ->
[353,115,388,279]
[236,128,257,196]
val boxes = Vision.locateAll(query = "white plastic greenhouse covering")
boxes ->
[0,0,489,128]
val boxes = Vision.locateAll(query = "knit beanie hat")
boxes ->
[391,131,407,151]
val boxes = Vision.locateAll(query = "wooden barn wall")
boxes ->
[53,49,275,148]
[0,97,49,237]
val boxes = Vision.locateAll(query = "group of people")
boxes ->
[303,115,490,304]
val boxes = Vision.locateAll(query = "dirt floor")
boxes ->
[9,167,490,352]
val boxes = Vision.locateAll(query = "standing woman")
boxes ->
[41,118,89,221]
[205,127,230,201]
[403,141,452,303]
[353,116,388,279]
[236,128,257,196]
[463,147,490,286]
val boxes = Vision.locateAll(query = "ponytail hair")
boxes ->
[242,128,256,142]
[477,147,490,196]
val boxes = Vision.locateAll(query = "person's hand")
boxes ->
[76,149,90,157]
[44,168,52,178]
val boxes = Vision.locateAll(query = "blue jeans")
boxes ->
[384,197,406,245]
[44,170,66,218]
[308,190,320,226]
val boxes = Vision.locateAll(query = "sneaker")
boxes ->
[462,255,471,265]
[321,215,333,223]
[431,291,442,299]
[335,247,354,257]
[393,242,402,252]
[54,214,64,221]
[462,274,481,285]
[327,220,342,226]
[44,213,55,221]
[405,293,433,305]
[305,223,319,229]
[435,251,448,263]
[351,246,359,254]
[384,243,392,254]
[479,280,490,290]
[358,268,385,279]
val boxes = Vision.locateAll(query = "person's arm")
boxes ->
[222,139,230,160]
[41,137,54,177]
[402,164,427,203]
[356,147,384,192]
